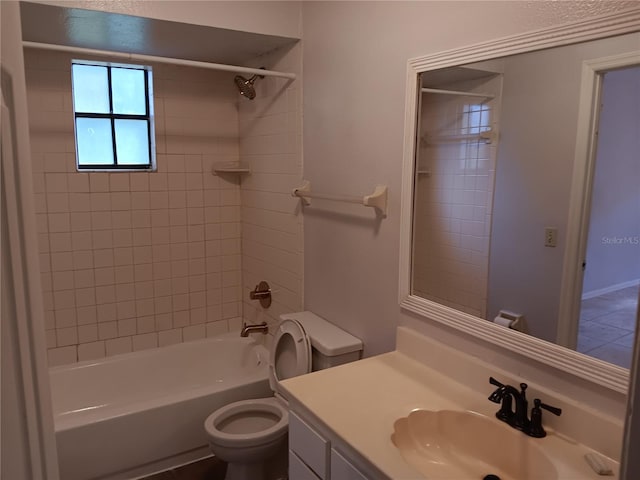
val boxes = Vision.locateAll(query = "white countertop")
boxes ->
[280,328,621,480]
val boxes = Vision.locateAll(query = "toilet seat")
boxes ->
[268,318,312,395]
[204,397,288,448]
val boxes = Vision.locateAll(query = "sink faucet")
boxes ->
[488,377,562,437]
[488,377,529,431]
[240,321,268,337]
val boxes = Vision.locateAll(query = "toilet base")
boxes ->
[225,461,265,480]
[221,441,287,480]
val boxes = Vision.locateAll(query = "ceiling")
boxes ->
[20,1,299,65]
[422,66,500,89]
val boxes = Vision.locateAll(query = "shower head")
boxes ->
[234,69,265,100]
[234,74,257,99]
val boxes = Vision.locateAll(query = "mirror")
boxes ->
[400,8,640,393]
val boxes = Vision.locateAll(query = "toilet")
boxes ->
[204,311,363,480]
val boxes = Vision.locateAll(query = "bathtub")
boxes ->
[50,335,271,480]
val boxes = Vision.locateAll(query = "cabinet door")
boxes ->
[289,412,330,479]
[289,450,322,480]
[331,449,369,480]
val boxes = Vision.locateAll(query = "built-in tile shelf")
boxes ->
[211,162,251,176]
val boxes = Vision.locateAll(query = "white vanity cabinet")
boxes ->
[288,410,373,480]
[330,449,369,480]
[289,411,329,479]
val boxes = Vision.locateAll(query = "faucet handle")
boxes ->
[528,398,562,438]
[488,377,505,404]
[537,398,562,416]
[489,376,505,388]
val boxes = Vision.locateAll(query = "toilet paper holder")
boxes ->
[493,310,526,333]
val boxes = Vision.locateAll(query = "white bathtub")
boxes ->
[50,335,271,480]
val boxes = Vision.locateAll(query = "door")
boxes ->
[575,66,640,368]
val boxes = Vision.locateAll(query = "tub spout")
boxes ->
[240,322,268,337]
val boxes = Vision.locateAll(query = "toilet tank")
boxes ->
[280,311,363,371]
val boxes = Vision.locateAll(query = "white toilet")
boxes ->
[204,311,363,480]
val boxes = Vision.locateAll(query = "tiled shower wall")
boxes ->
[238,45,304,339]
[25,49,245,365]
[413,75,502,318]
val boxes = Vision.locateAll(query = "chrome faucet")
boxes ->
[488,377,561,437]
[240,321,268,337]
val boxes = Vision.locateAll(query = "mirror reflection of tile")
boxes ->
[577,285,639,369]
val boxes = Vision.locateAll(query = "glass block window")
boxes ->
[71,61,155,170]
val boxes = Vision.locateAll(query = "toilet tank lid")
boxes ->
[280,311,363,356]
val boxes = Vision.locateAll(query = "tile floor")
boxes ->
[142,456,226,480]
[577,285,639,369]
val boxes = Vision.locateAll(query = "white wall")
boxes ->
[583,67,640,295]
[301,0,636,411]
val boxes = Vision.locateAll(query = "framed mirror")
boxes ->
[399,7,640,393]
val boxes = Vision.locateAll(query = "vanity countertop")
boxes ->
[280,327,622,480]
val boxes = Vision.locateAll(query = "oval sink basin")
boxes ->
[391,410,558,480]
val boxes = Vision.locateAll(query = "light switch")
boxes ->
[544,227,558,247]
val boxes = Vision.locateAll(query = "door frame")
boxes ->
[557,51,640,349]
[1,1,60,478]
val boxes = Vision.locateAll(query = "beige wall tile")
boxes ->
[56,326,78,346]
[48,346,77,366]
[132,333,158,351]
[206,320,228,337]
[183,324,205,341]
[28,50,280,364]
[105,337,132,356]
[78,342,105,361]
[78,324,98,343]
[158,329,182,347]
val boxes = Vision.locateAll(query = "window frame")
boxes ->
[71,60,156,172]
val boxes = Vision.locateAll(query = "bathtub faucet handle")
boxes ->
[240,321,268,337]
[249,281,272,308]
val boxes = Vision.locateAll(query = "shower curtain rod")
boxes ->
[421,87,494,99]
[22,41,297,80]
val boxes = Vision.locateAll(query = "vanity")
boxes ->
[281,327,623,479]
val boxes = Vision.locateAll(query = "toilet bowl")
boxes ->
[204,397,288,479]
[204,312,363,480]
[204,318,311,480]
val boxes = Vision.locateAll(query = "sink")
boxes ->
[391,410,558,480]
